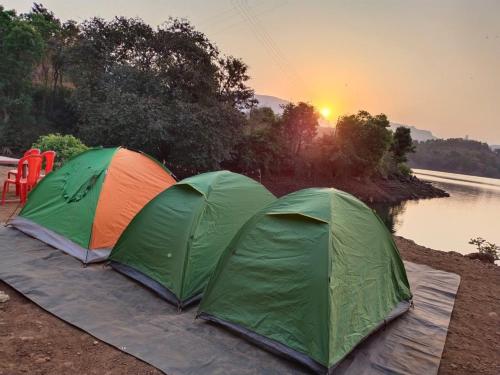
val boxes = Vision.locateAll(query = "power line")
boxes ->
[232,0,311,97]
[197,0,267,30]
[233,1,288,74]
[207,1,287,36]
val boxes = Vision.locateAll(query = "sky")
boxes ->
[4,0,500,143]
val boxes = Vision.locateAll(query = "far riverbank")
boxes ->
[261,173,449,203]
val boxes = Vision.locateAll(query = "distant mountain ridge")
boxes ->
[255,94,289,114]
[389,123,437,142]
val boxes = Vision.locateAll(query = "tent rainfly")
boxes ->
[109,170,276,309]
[198,188,412,374]
[11,147,175,263]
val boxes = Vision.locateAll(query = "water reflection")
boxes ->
[372,169,500,256]
[371,202,406,234]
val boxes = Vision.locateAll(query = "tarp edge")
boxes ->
[110,261,202,309]
[199,300,411,374]
[9,217,109,263]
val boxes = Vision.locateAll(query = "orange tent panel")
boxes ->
[89,148,175,249]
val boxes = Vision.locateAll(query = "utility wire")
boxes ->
[232,0,311,98]
[197,0,267,29]
[207,1,287,36]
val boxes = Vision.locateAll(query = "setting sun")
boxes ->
[320,107,332,119]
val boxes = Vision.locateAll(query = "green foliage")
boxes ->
[0,4,77,152]
[32,133,88,166]
[334,111,392,176]
[391,127,415,163]
[280,102,319,156]
[232,108,411,180]
[164,101,246,171]
[66,16,254,170]
[0,6,44,128]
[469,237,499,261]
[397,163,412,176]
[228,107,282,173]
[229,103,319,175]
[409,138,500,178]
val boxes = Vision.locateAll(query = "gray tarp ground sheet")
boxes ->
[0,227,460,375]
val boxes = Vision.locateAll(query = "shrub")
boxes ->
[32,133,89,167]
[469,237,499,261]
[397,163,412,177]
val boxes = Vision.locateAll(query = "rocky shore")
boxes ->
[261,173,449,203]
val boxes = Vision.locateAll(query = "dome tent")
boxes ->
[11,147,175,263]
[198,188,412,374]
[109,170,276,309]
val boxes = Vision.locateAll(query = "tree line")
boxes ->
[409,138,500,178]
[1,4,414,179]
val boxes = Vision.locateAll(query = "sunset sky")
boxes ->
[5,0,500,143]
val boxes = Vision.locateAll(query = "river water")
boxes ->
[373,168,500,256]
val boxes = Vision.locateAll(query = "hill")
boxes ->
[255,94,290,114]
[390,123,437,142]
[408,138,500,178]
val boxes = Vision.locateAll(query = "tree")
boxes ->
[308,131,341,178]
[0,6,44,148]
[280,102,319,156]
[334,111,392,176]
[0,7,44,121]
[217,57,256,110]
[246,106,276,132]
[26,4,78,118]
[66,16,254,171]
[0,5,78,151]
[25,3,61,103]
[391,126,415,163]
[228,107,282,174]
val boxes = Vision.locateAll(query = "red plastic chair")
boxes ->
[25,148,41,156]
[2,154,43,205]
[40,150,56,177]
[7,148,41,181]
[20,155,43,204]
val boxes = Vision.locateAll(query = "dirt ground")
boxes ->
[395,237,500,375]
[0,167,22,224]
[0,166,499,374]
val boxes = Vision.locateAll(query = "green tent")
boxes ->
[198,188,412,373]
[109,170,276,308]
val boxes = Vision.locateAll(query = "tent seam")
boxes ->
[326,192,334,367]
[86,147,121,249]
[178,194,209,302]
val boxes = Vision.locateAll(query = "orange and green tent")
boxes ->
[11,147,175,263]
